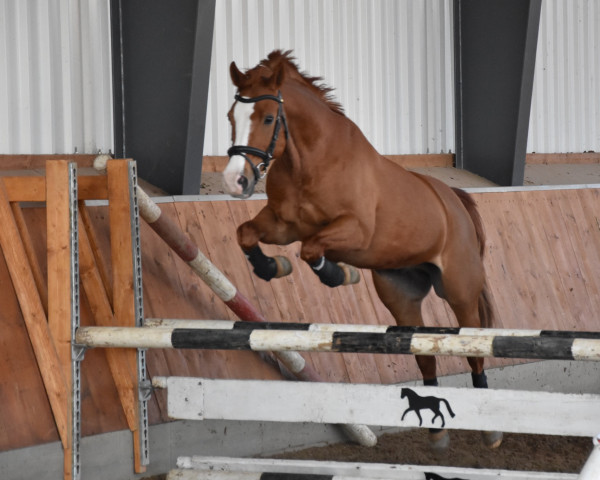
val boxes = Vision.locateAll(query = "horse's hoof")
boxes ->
[338,263,360,285]
[482,430,503,449]
[428,429,450,453]
[273,256,293,278]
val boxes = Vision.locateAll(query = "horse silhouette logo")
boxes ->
[401,387,455,428]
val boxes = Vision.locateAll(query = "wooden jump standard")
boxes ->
[75,323,600,361]
[0,160,149,479]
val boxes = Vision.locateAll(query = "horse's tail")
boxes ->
[441,398,456,418]
[451,187,495,329]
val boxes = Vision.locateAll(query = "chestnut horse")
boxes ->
[222,50,501,450]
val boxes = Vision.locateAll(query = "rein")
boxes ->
[227,90,288,188]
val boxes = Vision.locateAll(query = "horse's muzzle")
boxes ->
[236,174,255,198]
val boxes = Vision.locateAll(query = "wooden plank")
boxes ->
[2,176,46,202]
[0,179,70,448]
[106,159,146,474]
[0,154,97,170]
[157,376,600,437]
[46,161,73,382]
[45,161,75,479]
[11,202,48,313]
[1,174,107,202]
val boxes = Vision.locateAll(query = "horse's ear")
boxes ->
[230,61,246,87]
[273,62,285,87]
[262,63,285,89]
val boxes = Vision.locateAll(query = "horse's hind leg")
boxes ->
[439,260,503,448]
[372,268,449,451]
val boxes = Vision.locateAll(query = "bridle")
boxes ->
[227,90,288,190]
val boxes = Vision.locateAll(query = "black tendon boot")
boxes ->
[423,378,450,453]
[245,246,292,281]
[472,371,503,448]
[310,257,346,287]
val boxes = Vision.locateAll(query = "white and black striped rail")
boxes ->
[74,320,600,361]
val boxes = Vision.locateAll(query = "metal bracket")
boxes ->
[138,379,153,402]
[72,344,87,362]
[68,163,82,480]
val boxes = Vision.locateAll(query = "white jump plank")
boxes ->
[172,456,578,480]
[153,377,600,437]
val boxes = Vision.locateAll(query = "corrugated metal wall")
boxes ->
[203,0,455,156]
[0,0,113,155]
[2,1,598,157]
[528,0,600,154]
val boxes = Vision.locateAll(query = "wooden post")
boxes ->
[46,161,77,479]
[107,159,148,473]
[47,162,74,386]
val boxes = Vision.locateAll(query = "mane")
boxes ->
[256,50,345,116]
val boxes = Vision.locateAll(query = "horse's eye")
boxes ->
[264,115,275,125]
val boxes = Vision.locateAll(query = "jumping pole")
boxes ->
[75,324,600,361]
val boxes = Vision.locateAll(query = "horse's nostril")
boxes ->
[238,176,248,191]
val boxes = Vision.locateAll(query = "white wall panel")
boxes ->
[203,0,455,156]
[528,0,600,153]
[3,1,596,157]
[0,0,113,154]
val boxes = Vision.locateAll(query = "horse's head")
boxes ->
[223,55,288,198]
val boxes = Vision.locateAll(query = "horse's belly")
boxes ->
[324,226,445,270]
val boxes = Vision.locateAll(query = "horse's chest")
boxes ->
[276,199,327,235]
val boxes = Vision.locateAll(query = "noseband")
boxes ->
[227,90,288,189]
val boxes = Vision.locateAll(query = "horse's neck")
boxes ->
[282,94,342,174]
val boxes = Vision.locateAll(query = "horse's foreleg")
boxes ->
[243,245,292,281]
[237,206,296,281]
[309,257,360,287]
